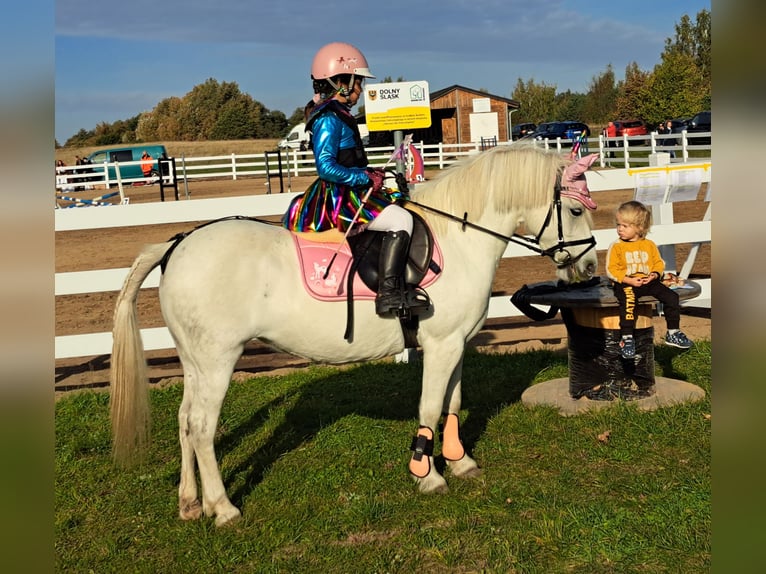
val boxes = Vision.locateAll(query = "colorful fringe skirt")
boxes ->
[282,178,405,233]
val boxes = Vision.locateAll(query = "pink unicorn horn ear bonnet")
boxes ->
[560,153,598,210]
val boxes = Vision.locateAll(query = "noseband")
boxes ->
[405,172,597,268]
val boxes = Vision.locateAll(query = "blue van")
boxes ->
[86,144,167,183]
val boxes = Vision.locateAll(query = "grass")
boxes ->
[55,342,710,573]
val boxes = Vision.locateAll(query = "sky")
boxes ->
[54,0,711,144]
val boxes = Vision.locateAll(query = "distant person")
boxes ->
[55,160,74,191]
[606,200,693,359]
[603,121,617,158]
[659,120,676,158]
[140,151,154,180]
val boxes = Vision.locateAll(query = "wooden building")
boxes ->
[423,85,520,145]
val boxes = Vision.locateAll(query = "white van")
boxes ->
[278,123,310,150]
[278,121,370,149]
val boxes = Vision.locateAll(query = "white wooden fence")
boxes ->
[55,131,712,197]
[54,162,711,361]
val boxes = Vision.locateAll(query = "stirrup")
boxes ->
[405,286,430,312]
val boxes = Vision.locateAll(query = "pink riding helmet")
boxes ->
[311,42,375,80]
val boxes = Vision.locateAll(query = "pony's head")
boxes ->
[510,150,598,284]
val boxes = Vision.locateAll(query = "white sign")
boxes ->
[633,171,668,205]
[365,81,431,132]
[469,112,499,143]
[667,168,703,202]
[472,98,491,113]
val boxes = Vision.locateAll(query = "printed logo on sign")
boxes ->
[410,85,426,102]
[367,90,377,101]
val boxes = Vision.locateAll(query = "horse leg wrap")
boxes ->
[408,426,434,478]
[440,413,465,462]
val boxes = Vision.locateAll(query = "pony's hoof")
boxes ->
[179,499,203,521]
[415,474,449,494]
[447,462,483,479]
[454,466,483,479]
[214,507,242,527]
[447,455,482,479]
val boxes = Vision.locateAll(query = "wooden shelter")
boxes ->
[425,85,520,145]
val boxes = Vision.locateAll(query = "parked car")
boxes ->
[532,121,590,141]
[613,119,648,138]
[610,119,648,146]
[86,144,167,183]
[686,110,711,144]
[668,118,691,134]
[278,123,310,150]
[511,122,537,140]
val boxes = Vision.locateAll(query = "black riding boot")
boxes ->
[375,231,410,316]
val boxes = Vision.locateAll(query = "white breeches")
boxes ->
[367,204,413,235]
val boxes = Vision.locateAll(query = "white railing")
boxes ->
[55,162,711,361]
[55,132,712,197]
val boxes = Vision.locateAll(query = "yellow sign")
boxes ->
[365,81,431,132]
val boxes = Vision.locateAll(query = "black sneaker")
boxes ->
[665,331,693,349]
[619,337,636,359]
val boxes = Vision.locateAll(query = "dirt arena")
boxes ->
[55,174,711,394]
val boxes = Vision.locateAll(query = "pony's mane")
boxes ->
[409,145,568,234]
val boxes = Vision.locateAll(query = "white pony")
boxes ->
[110,146,599,526]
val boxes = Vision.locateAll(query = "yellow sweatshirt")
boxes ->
[606,237,665,283]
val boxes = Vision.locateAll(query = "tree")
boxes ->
[287,106,307,128]
[582,65,617,125]
[639,51,707,127]
[663,9,711,87]
[553,90,587,122]
[511,78,557,124]
[614,62,651,121]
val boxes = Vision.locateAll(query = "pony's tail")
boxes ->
[110,242,172,467]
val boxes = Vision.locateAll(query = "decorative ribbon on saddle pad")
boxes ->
[292,232,443,302]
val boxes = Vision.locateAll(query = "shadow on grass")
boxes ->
[214,348,565,507]
[653,344,692,380]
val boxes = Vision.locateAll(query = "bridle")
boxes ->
[404,174,597,269]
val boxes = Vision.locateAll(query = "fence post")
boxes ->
[180,154,190,199]
[681,131,689,162]
[622,136,630,169]
[263,151,284,194]
[648,152,676,272]
[159,157,179,201]
[231,153,237,181]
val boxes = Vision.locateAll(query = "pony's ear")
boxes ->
[567,153,598,177]
[561,153,599,210]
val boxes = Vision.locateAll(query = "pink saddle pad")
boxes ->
[292,233,443,302]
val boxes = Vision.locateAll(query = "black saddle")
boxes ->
[347,210,438,292]
[343,209,441,343]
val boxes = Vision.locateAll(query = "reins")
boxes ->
[402,175,596,268]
